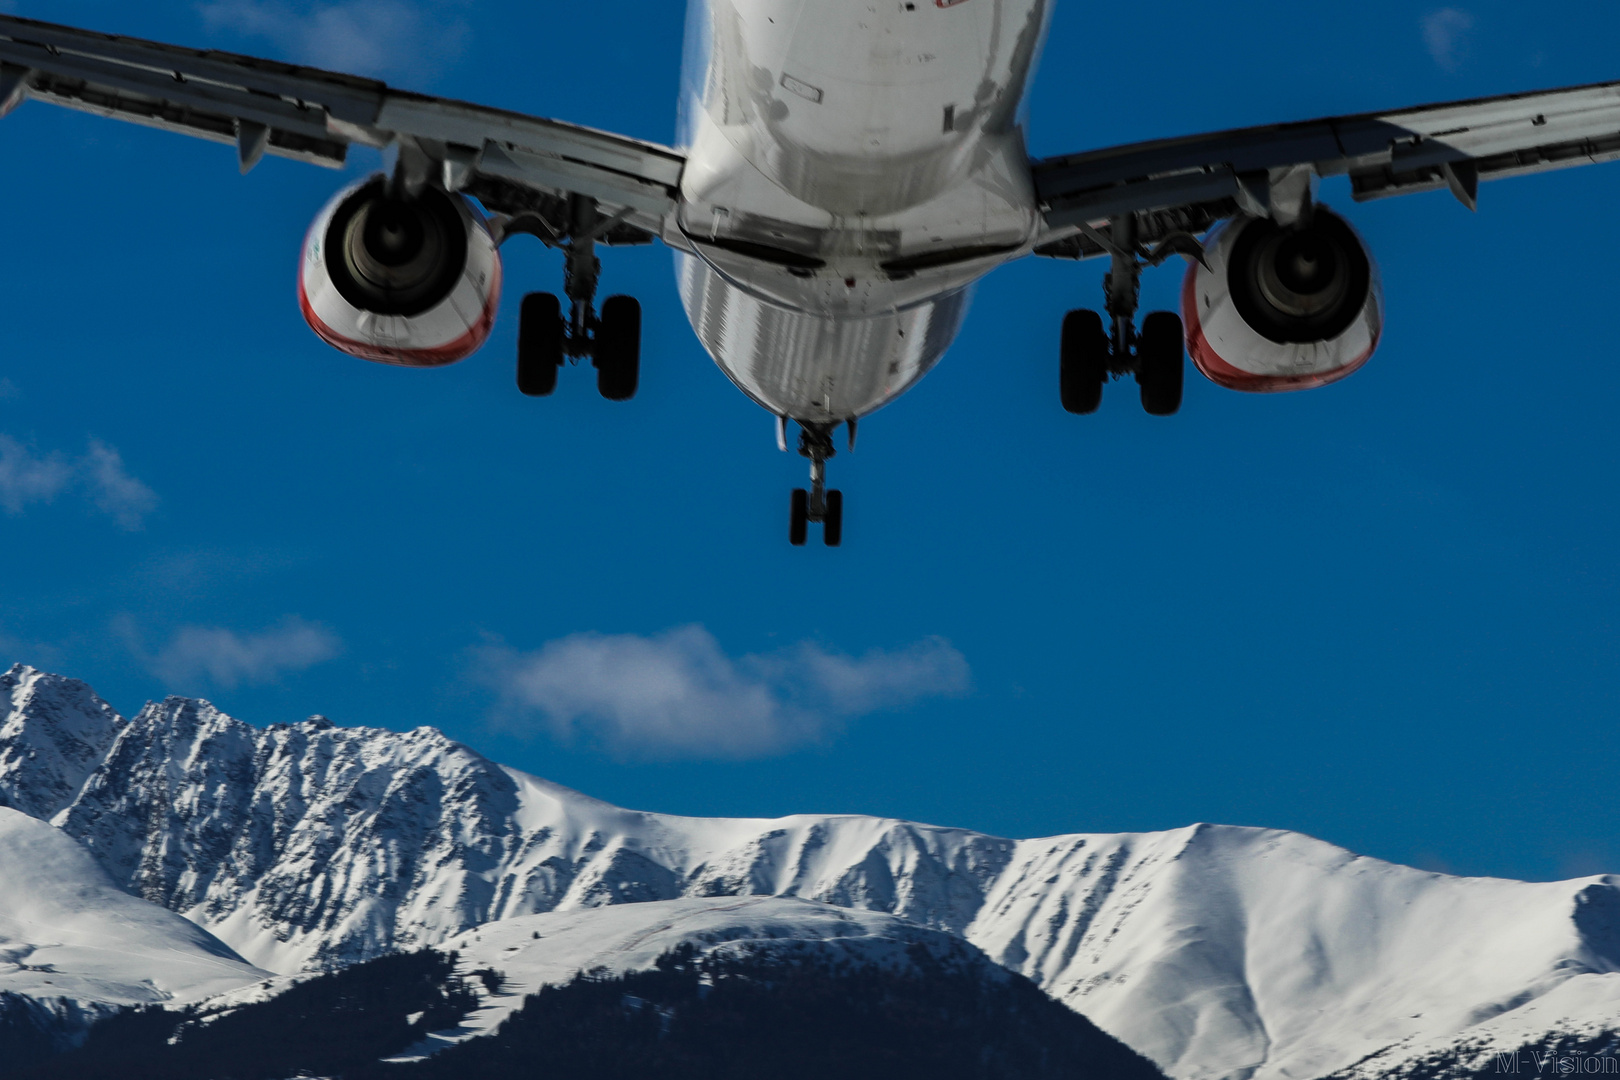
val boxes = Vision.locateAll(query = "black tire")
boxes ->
[517,293,563,397]
[1061,309,1108,414]
[823,490,843,548]
[595,295,641,401]
[1138,311,1185,416]
[790,489,809,547]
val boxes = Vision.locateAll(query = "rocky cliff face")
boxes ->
[4,663,1618,1080]
[57,696,528,971]
[0,666,123,821]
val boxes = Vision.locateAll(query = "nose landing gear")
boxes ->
[789,422,844,547]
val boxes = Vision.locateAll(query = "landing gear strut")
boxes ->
[1061,212,1190,416]
[789,422,843,547]
[509,194,641,401]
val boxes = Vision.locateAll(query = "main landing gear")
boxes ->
[1061,213,1190,417]
[511,195,641,401]
[788,422,844,548]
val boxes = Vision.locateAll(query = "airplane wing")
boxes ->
[0,13,684,242]
[1031,80,1620,259]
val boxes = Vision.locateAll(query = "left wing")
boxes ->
[0,14,684,239]
[1032,79,1620,258]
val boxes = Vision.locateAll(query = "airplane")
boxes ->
[0,4,1617,546]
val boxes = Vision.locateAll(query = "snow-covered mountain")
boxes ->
[380,895,1027,1062]
[0,804,269,1056]
[2,663,1616,1080]
[0,667,123,821]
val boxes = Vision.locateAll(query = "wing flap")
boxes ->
[1034,79,1620,232]
[18,69,350,168]
[0,13,685,228]
[0,40,340,142]
[0,14,385,123]
[476,141,675,220]
[377,97,684,189]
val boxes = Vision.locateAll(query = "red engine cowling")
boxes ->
[1182,207,1383,393]
[298,176,502,367]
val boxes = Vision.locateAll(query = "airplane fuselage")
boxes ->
[674,0,1051,424]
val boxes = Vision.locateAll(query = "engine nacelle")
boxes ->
[1182,207,1383,393]
[298,176,502,367]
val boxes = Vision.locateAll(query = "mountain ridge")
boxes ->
[2,663,1616,1080]
[0,803,270,1066]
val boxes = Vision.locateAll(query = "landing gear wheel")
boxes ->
[594,294,641,401]
[517,293,564,397]
[823,490,843,548]
[1061,309,1109,414]
[790,489,809,547]
[1138,311,1185,416]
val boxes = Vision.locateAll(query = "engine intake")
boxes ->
[1182,207,1383,393]
[299,176,502,367]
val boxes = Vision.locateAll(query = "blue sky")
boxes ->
[2,0,1618,883]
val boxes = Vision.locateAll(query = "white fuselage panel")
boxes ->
[675,0,1050,422]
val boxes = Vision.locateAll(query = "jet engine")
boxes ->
[298,176,502,367]
[1181,207,1383,393]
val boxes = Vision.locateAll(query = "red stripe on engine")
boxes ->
[1181,265,1376,394]
[298,261,503,368]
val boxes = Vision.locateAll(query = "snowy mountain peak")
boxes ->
[55,695,521,970]
[2,670,1618,1080]
[0,664,124,821]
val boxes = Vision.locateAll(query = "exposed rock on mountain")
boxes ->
[0,667,123,821]
[1,664,1617,1080]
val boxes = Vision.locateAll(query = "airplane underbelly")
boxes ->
[689,0,1050,215]
[677,252,970,421]
[671,0,1043,424]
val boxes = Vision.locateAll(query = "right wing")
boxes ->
[1031,79,1620,259]
[0,14,685,241]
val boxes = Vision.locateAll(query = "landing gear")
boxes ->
[790,489,809,547]
[1061,212,1190,416]
[788,422,843,547]
[1060,310,1108,415]
[823,490,844,547]
[594,295,641,401]
[1138,311,1184,415]
[506,194,641,401]
[517,293,563,396]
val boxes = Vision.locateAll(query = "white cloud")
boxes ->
[1423,8,1475,72]
[197,0,469,81]
[474,626,971,760]
[81,440,159,531]
[0,437,74,514]
[0,435,154,529]
[150,617,343,689]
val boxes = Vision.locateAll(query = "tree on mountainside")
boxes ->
[354,942,1166,1080]
[9,950,478,1080]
